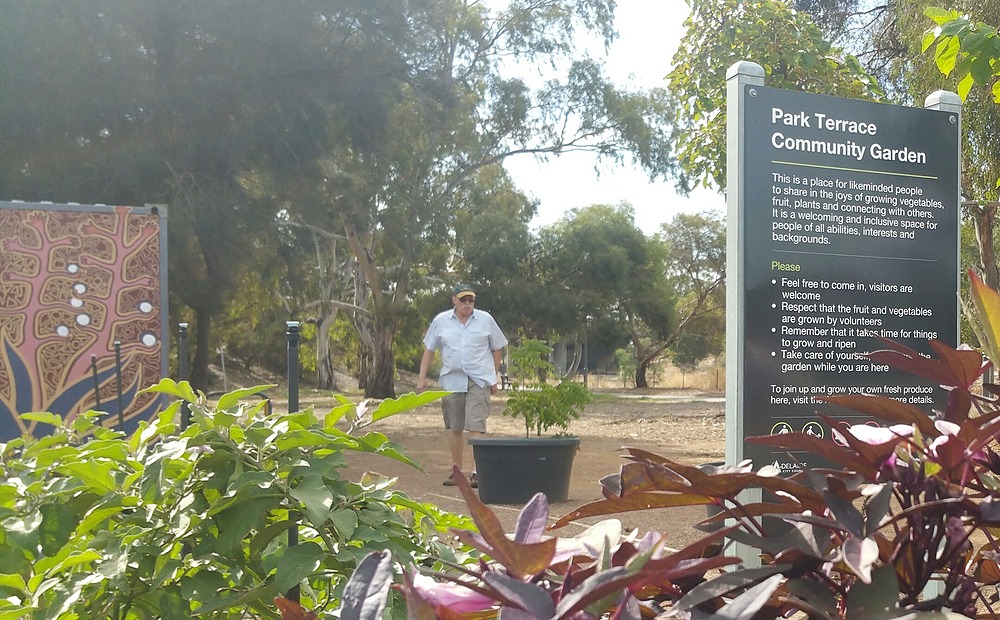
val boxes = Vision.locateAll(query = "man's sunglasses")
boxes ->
[458,296,476,304]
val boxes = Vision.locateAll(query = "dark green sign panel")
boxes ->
[741,85,959,473]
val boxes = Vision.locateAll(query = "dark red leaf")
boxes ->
[449,465,556,578]
[928,339,988,389]
[551,491,717,528]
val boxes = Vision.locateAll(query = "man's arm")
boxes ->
[416,348,435,393]
[490,348,503,395]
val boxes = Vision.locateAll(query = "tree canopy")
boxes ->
[0,0,680,396]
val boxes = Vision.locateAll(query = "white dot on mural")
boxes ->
[73,283,87,294]
[70,298,83,308]
[67,263,79,274]
[56,325,70,337]
[141,333,157,347]
[76,314,91,326]
[139,301,153,313]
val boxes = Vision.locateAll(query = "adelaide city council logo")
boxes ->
[770,459,803,474]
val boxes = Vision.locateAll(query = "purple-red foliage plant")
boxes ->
[323,271,1000,619]
[555,270,1000,618]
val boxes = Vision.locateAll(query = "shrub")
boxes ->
[0,382,470,618]
[503,338,591,437]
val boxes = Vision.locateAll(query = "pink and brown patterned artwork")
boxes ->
[0,202,167,439]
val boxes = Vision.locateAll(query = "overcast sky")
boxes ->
[500,2,725,234]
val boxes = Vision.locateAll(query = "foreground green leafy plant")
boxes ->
[0,382,469,619]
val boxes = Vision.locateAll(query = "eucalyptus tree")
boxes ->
[654,210,726,375]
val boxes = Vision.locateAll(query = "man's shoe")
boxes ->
[443,474,458,487]
[469,472,479,488]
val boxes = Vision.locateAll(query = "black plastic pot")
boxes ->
[469,436,581,504]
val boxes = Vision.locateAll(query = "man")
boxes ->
[416,284,507,488]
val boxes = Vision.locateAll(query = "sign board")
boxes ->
[0,201,168,438]
[727,70,960,474]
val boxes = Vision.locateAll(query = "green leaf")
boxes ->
[370,391,448,422]
[215,385,276,411]
[934,35,960,76]
[324,398,358,427]
[329,509,360,539]
[0,573,27,592]
[275,428,344,452]
[191,581,276,614]
[227,471,277,495]
[19,412,64,428]
[958,72,974,100]
[272,542,324,593]
[57,460,118,493]
[0,607,36,620]
[142,378,199,402]
[289,474,335,526]
[156,587,190,620]
[38,503,78,556]
[38,550,102,578]
[180,569,228,603]
[353,432,423,469]
[921,29,937,53]
[213,497,280,554]
[968,269,1000,365]
[924,7,961,25]
[249,519,295,561]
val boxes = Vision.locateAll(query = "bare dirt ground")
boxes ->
[342,389,726,550]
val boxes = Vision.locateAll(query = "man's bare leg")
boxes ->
[467,430,484,472]
[449,430,465,471]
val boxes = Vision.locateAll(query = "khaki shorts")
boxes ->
[442,379,491,432]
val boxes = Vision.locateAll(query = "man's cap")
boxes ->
[452,284,476,298]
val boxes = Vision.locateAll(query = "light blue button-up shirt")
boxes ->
[423,308,508,392]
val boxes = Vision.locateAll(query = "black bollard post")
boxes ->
[114,341,124,430]
[178,323,191,429]
[287,321,300,413]
[285,321,301,603]
[90,354,101,411]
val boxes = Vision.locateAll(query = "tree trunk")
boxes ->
[970,203,1000,291]
[365,324,396,398]
[315,310,339,390]
[190,311,213,392]
[635,360,650,389]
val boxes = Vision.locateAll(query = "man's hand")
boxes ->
[416,379,426,394]
[490,383,498,396]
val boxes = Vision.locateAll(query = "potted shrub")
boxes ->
[469,338,591,504]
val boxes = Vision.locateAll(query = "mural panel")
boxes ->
[0,202,168,438]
